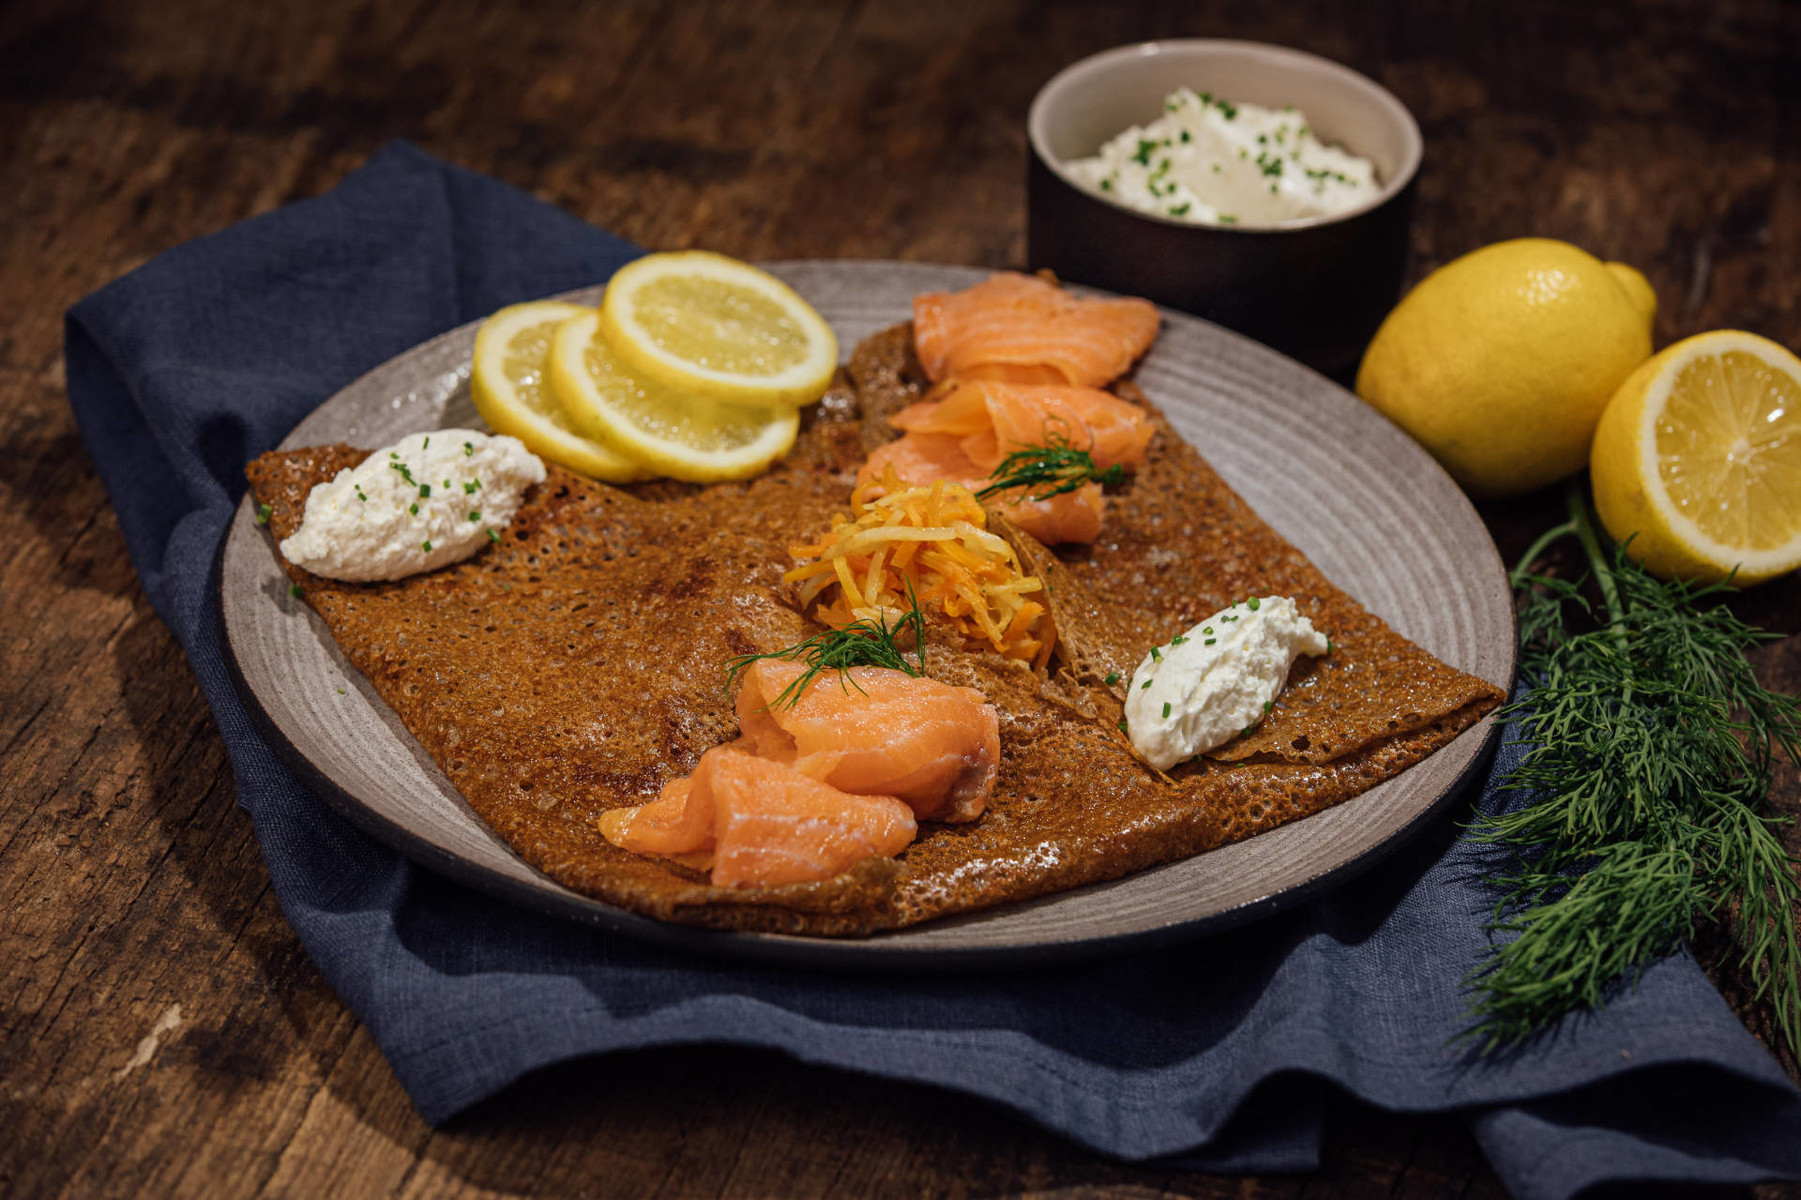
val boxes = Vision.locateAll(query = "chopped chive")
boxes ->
[1141,678,1153,690]
[468,510,482,522]
[1117,720,1128,733]
[1203,626,1213,635]
[1150,646,1162,662]
[1204,638,1216,646]
[1162,701,1172,718]
[1104,671,1119,685]
[419,483,431,499]
[487,528,501,544]
[1263,700,1273,712]
[289,583,302,598]
[464,441,474,456]
[1172,635,1188,645]
[409,503,419,515]
[422,540,432,552]
[1224,614,1238,622]
[422,436,429,449]
[255,502,272,525]
[1325,637,1334,654]
[1247,596,1261,611]
[464,480,479,494]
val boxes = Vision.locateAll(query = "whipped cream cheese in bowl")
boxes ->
[1064,88,1380,229]
[1027,39,1422,375]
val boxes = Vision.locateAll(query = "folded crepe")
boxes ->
[244,325,1504,936]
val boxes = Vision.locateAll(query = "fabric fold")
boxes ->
[62,140,1801,1199]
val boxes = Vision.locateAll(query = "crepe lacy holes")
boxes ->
[1291,735,1310,751]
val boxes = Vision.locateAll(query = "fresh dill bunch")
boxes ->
[724,580,927,709]
[1467,482,1801,1055]
[976,430,1125,501]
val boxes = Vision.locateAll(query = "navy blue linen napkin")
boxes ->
[65,142,1801,1199]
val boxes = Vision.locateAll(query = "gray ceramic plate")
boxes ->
[219,261,1515,969]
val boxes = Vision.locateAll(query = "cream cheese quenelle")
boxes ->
[1063,88,1379,228]
[1124,595,1330,770]
[278,429,545,582]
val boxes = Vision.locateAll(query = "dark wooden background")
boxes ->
[3,1,1798,1196]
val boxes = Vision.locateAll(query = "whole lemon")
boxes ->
[1355,238,1656,499]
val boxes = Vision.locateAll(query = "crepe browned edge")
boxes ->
[245,326,1502,936]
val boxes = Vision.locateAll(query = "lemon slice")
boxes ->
[598,251,837,407]
[1591,329,1801,585]
[549,308,799,483]
[470,301,652,483]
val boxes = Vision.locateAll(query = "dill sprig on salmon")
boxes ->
[726,579,927,709]
[976,432,1126,502]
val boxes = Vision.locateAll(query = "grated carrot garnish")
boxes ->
[787,469,1056,666]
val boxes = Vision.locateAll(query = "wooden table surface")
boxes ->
[4,1,1799,1196]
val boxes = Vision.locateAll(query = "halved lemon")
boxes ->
[470,301,651,483]
[548,309,799,483]
[598,251,837,407]
[1591,329,1801,585]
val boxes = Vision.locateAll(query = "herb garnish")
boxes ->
[1467,484,1801,1056]
[1105,672,1120,685]
[976,432,1125,501]
[726,581,927,711]
[255,503,272,525]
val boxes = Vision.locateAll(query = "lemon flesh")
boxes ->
[470,302,651,484]
[549,309,799,483]
[1591,330,1801,585]
[1355,238,1656,499]
[600,251,838,407]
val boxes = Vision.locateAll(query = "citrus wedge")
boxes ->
[470,301,652,484]
[598,251,837,407]
[548,308,799,483]
[1591,329,1801,585]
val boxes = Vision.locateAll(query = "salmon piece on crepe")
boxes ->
[861,379,1154,545]
[911,272,1159,387]
[598,745,917,888]
[735,660,1000,823]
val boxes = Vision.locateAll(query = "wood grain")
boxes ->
[1,0,1797,1196]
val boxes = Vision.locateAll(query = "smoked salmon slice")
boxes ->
[736,661,1000,822]
[894,381,1155,472]
[860,380,1153,545]
[598,745,917,888]
[912,272,1159,388]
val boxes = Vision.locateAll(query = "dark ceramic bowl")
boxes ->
[1027,40,1422,377]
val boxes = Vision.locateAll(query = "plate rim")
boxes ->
[217,258,1517,971]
